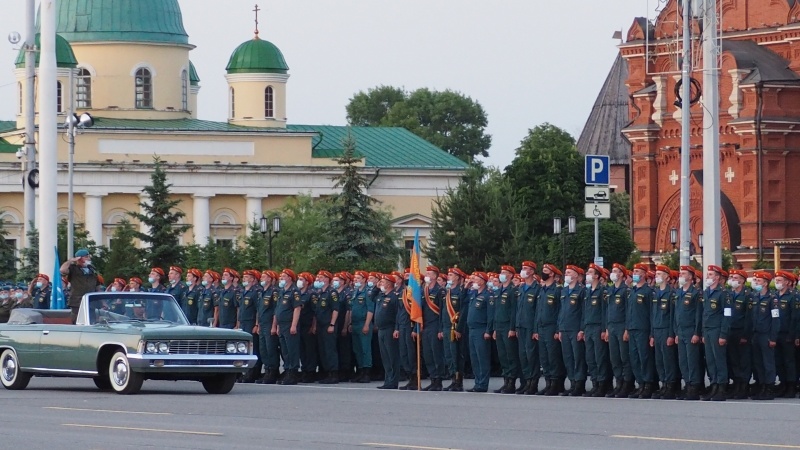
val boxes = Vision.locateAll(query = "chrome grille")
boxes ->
[168,340,228,355]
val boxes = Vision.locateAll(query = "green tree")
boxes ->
[128,156,192,270]
[547,220,635,268]
[184,242,208,270]
[504,123,585,258]
[322,133,402,272]
[17,222,38,282]
[428,166,537,271]
[238,221,269,270]
[0,213,17,281]
[271,195,336,272]
[57,219,106,275]
[346,86,491,162]
[610,192,630,231]
[103,219,146,281]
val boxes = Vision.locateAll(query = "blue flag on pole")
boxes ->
[51,246,66,309]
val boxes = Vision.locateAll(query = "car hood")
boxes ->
[102,323,252,340]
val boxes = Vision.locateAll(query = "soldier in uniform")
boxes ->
[60,249,99,324]
[442,267,468,392]
[375,274,401,389]
[239,270,262,382]
[334,272,355,382]
[164,266,185,321]
[674,265,704,400]
[367,272,384,382]
[214,269,239,329]
[297,272,318,382]
[108,278,127,315]
[750,271,779,400]
[582,264,611,397]
[420,266,446,391]
[148,268,167,293]
[346,271,374,383]
[491,265,521,394]
[726,269,753,399]
[627,263,656,399]
[535,264,566,396]
[198,271,217,327]
[558,265,587,396]
[772,270,797,397]
[605,263,633,398]
[273,269,302,385]
[465,272,493,393]
[256,270,281,384]
[128,277,143,292]
[0,287,13,323]
[650,265,679,399]
[701,265,732,401]
[30,274,52,309]
[398,270,419,390]
[516,261,541,395]
[182,269,203,325]
[313,270,340,384]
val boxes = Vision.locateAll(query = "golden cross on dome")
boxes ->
[253,4,261,37]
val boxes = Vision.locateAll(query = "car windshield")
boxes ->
[87,294,188,326]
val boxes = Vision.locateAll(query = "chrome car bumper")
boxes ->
[127,354,257,372]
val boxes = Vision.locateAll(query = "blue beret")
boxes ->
[75,249,90,257]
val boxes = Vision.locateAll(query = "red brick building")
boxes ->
[618,0,800,269]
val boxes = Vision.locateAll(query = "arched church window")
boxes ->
[181,70,189,111]
[230,87,235,118]
[76,68,92,108]
[135,68,153,109]
[56,81,63,113]
[265,86,274,118]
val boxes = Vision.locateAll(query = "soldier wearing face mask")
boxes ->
[313,270,339,384]
[650,265,679,400]
[605,263,633,398]
[726,269,753,399]
[515,261,541,395]
[582,264,611,397]
[273,269,303,385]
[772,270,797,398]
[701,265,732,401]
[419,266,446,391]
[0,287,13,323]
[534,264,566,396]
[750,271,779,400]
[627,263,656,399]
[30,274,52,309]
[375,274,401,389]
[674,265,704,400]
[492,265,522,394]
[60,248,99,324]
[297,272,318,383]
[442,267,468,392]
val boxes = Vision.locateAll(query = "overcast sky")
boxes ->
[0,0,646,168]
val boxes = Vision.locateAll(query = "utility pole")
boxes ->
[702,0,722,267]
[679,0,692,267]
[38,0,58,275]
[23,0,36,246]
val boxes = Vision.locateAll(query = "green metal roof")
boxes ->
[51,0,189,45]
[91,118,294,133]
[0,138,21,154]
[288,125,469,169]
[189,61,200,86]
[226,37,288,74]
[0,121,17,134]
[14,33,78,69]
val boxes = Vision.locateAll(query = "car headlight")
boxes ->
[236,342,247,354]
[226,342,236,354]
[157,342,169,354]
[145,342,156,354]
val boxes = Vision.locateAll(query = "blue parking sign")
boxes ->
[585,155,610,185]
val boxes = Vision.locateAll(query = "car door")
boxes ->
[39,325,86,373]
[0,325,44,369]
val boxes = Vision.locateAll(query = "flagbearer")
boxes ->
[421,266,446,391]
[466,272,493,392]
[516,261,541,395]
[398,270,418,390]
[442,267,468,392]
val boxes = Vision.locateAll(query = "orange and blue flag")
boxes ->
[406,230,423,324]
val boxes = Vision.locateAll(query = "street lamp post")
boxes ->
[260,215,281,268]
[670,228,678,250]
[698,233,704,251]
[64,112,93,258]
[553,215,577,269]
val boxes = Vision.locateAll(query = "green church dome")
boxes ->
[14,33,78,68]
[226,37,288,74]
[189,61,200,86]
[51,0,189,45]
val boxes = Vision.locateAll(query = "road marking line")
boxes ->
[62,424,222,436]
[46,407,172,415]
[612,435,800,449]
[362,443,462,450]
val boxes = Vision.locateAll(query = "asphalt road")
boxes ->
[2,376,800,450]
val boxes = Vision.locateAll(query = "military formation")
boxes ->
[15,248,800,401]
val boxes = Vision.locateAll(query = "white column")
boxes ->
[37,0,57,275]
[138,193,151,248]
[245,195,263,234]
[84,193,105,245]
[702,0,722,267]
[193,195,211,245]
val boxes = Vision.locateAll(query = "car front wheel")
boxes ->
[108,351,143,395]
[0,349,31,390]
[202,374,237,394]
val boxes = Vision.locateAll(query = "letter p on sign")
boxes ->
[585,155,610,185]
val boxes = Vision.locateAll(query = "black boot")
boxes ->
[545,379,560,396]
[516,379,528,395]
[423,378,442,391]
[584,380,598,397]
[280,370,298,386]
[783,383,796,399]
[593,380,609,398]
[638,382,654,399]
[734,381,749,400]
[536,379,552,396]
[358,369,372,383]
[255,368,271,384]
[661,382,677,400]
[350,368,362,383]
[399,374,419,391]
[651,383,662,400]
[494,378,510,394]
[570,380,586,397]
[684,384,700,401]
[502,378,518,394]
[606,378,621,398]
[701,383,717,401]
[627,383,642,399]
[560,380,574,397]
[451,373,464,392]
[443,375,457,392]
[617,380,634,398]
[712,383,727,401]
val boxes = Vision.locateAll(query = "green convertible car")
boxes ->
[0,292,257,395]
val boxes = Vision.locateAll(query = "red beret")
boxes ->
[223,268,240,279]
[775,271,797,283]
[472,271,488,282]
[404,268,410,274]
[114,277,126,287]
[633,263,649,272]
[521,261,537,270]
[281,268,297,281]
[354,270,368,280]
[612,263,627,272]
[151,267,165,277]
[655,265,671,274]
[670,270,679,280]
[391,270,403,279]
[37,273,50,282]
[646,271,655,279]
[317,270,333,280]
[543,264,562,277]
[383,274,397,283]
[451,268,467,278]
[565,265,584,276]
[589,264,609,279]
[129,277,143,285]
[368,272,381,279]
[729,269,748,279]
[299,272,314,284]
[500,265,517,274]
[426,265,441,274]
[169,266,183,275]
[708,265,728,277]
[754,271,772,281]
